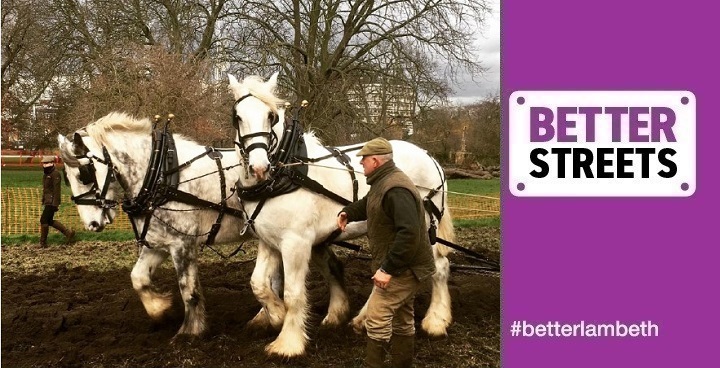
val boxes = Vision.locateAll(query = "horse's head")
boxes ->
[228,72,285,182]
[58,132,119,232]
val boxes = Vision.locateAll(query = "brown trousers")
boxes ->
[365,270,421,341]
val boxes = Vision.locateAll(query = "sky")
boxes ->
[448,0,501,105]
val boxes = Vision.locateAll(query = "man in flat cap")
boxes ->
[337,137,435,368]
[40,156,75,247]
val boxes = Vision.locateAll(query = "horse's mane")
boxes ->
[85,112,152,147]
[229,75,286,114]
[303,131,323,147]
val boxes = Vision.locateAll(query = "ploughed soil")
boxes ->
[2,226,500,368]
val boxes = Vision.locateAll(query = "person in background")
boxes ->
[337,137,436,368]
[40,156,75,247]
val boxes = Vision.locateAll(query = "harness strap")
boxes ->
[165,131,179,190]
[141,129,166,202]
[127,211,153,248]
[163,187,246,219]
[323,146,359,202]
[423,190,443,221]
[289,170,352,205]
[422,154,448,245]
[434,237,500,271]
[240,197,268,236]
[98,147,116,202]
[296,144,364,163]
[204,154,228,246]
[428,154,446,217]
[165,146,214,176]
[123,129,165,247]
[320,228,362,252]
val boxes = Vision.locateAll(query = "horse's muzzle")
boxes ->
[252,164,270,181]
[88,221,105,232]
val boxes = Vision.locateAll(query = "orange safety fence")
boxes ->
[1,187,131,235]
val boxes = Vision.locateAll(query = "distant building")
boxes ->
[347,81,416,139]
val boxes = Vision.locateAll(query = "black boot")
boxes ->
[39,225,50,248]
[365,337,389,368]
[51,220,76,244]
[390,334,415,368]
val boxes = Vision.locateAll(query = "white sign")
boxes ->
[509,91,696,197]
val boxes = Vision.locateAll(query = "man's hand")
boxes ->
[337,212,349,232]
[371,269,392,289]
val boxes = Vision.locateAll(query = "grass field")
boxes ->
[447,178,500,196]
[2,167,66,189]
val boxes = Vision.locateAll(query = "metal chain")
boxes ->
[157,187,237,213]
[151,212,212,238]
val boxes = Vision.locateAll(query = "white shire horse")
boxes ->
[58,113,249,337]
[58,112,347,339]
[227,73,455,357]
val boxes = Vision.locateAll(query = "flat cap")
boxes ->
[41,156,55,163]
[356,137,393,157]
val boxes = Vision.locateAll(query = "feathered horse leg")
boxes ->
[131,246,172,322]
[169,242,207,337]
[248,241,286,330]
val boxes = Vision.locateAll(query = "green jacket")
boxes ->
[42,167,62,207]
[342,160,436,281]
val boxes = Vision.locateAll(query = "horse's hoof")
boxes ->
[320,314,343,327]
[421,315,450,337]
[142,292,173,320]
[349,317,365,335]
[265,339,305,358]
[246,316,272,331]
[322,303,349,327]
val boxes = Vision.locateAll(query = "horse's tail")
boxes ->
[435,205,455,257]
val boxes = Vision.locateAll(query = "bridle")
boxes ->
[66,144,121,212]
[231,94,282,160]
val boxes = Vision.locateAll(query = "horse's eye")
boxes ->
[267,112,275,121]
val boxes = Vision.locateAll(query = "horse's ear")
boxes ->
[267,71,279,89]
[57,134,68,148]
[228,74,239,88]
[73,132,89,156]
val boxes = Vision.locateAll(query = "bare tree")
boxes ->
[47,0,232,63]
[2,0,72,134]
[466,96,500,165]
[57,45,233,146]
[3,0,492,152]
[226,0,491,143]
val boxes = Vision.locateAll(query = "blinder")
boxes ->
[78,162,96,185]
[69,144,119,210]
